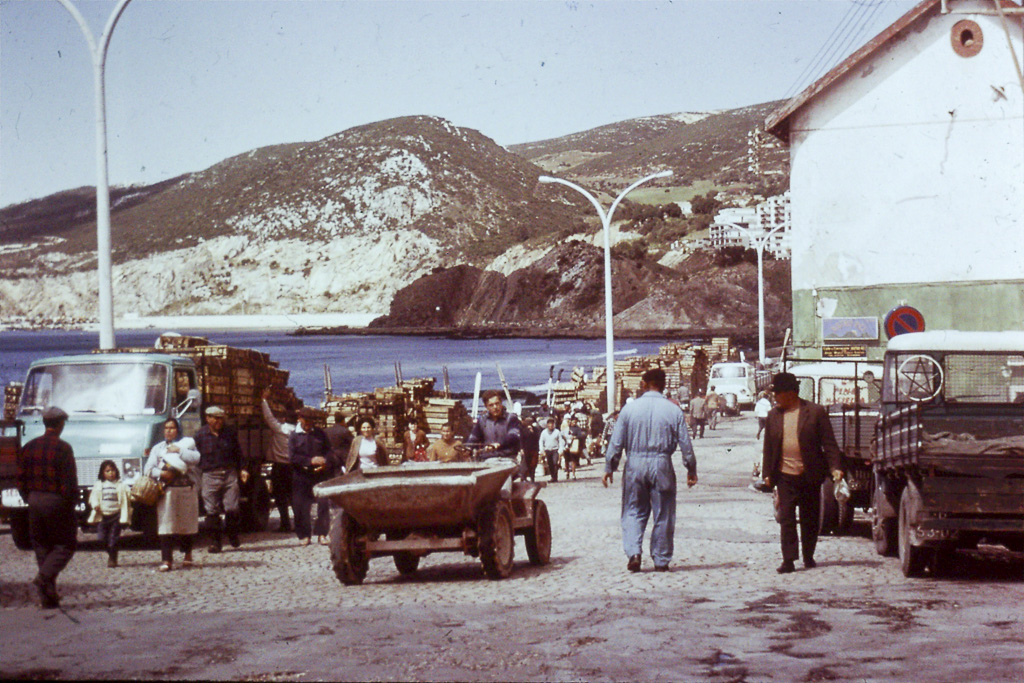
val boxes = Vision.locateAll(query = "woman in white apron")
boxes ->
[144,418,201,571]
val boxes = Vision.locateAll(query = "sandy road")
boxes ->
[1,412,1022,681]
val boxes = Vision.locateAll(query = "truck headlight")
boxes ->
[121,458,141,483]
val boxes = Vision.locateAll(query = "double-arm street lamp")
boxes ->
[55,0,134,349]
[722,222,786,364]
[539,170,673,412]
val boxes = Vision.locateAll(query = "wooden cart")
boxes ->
[314,462,550,584]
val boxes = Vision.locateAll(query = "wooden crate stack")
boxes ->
[373,386,408,463]
[321,392,376,427]
[708,336,734,363]
[422,397,472,438]
[4,382,22,420]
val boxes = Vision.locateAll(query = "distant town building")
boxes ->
[708,192,791,258]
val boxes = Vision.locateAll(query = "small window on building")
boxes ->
[952,20,983,58]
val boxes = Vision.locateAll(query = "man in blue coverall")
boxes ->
[602,368,697,572]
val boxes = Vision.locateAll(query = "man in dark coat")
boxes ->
[17,406,78,608]
[195,405,246,553]
[289,407,331,546]
[762,372,844,574]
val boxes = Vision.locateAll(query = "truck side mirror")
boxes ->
[174,388,202,419]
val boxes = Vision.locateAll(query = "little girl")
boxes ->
[88,460,131,568]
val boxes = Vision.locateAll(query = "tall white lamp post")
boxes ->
[539,170,672,412]
[55,0,134,350]
[723,222,786,364]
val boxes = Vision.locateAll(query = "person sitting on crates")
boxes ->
[465,390,521,463]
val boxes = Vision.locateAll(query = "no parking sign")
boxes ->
[884,305,926,338]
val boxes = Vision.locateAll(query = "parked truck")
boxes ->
[707,361,770,412]
[0,339,298,549]
[871,331,1024,577]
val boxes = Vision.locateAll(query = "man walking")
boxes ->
[195,405,246,553]
[538,417,565,482]
[17,406,78,608]
[603,368,697,572]
[518,416,540,481]
[761,372,843,574]
[689,390,707,439]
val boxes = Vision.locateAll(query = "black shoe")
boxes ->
[228,533,240,548]
[33,575,60,608]
[627,555,641,572]
[208,541,222,554]
[777,560,796,574]
[654,565,670,572]
[804,558,817,569]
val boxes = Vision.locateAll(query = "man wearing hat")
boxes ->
[288,406,331,546]
[17,406,78,608]
[195,405,246,553]
[762,372,844,574]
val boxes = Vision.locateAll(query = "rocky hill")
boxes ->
[0,105,792,335]
[370,240,791,339]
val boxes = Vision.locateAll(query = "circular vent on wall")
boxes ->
[952,19,983,57]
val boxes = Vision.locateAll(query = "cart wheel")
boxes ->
[329,509,367,585]
[898,490,929,578]
[524,499,551,566]
[386,532,421,576]
[478,502,514,579]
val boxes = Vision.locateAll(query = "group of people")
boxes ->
[602,368,842,575]
[16,369,842,608]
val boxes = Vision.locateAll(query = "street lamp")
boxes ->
[539,170,673,412]
[721,222,786,364]
[55,0,134,349]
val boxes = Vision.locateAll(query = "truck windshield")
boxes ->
[19,362,168,417]
[711,366,746,379]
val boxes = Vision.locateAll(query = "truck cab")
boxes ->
[2,353,202,548]
[873,331,1024,576]
[707,362,768,411]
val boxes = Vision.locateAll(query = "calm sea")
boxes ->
[0,329,671,406]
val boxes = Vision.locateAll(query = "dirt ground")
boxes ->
[2,412,1022,681]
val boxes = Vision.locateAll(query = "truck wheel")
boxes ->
[386,532,421,576]
[329,509,367,586]
[9,510,31,550]
[819,480,838,535]
[872,510,897,557]
[524,500,552,566]
[898,491,929,578]
[478,502,514,579]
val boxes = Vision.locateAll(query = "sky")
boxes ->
[0,0,920,208]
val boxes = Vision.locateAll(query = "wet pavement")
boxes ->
[2,412,1022,681]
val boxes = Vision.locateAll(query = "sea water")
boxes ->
[0,329,670,406]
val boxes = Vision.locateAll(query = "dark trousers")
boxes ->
[160,534,194,563]
[544,450,560,482]
[520,450,539,482]
[776,472,821,563]
[96,514,121,555]
[691,418,706,438]
[292,475,329,540]
[270,462,294,528]
[28,492,78,583]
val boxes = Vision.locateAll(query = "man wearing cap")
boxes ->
[762,372,844,574]
[289,407,331,546]
[602,368,697,573]
[17,406,78,608]
[195,406,246,553]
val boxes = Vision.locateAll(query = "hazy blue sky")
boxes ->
[0,0,918,208]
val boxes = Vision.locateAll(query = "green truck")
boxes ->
[2,352,274,549]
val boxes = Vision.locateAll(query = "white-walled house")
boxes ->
[766,0,1024,359]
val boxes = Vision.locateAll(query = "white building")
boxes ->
[766,0,1024,359]
[709,192,792,258]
